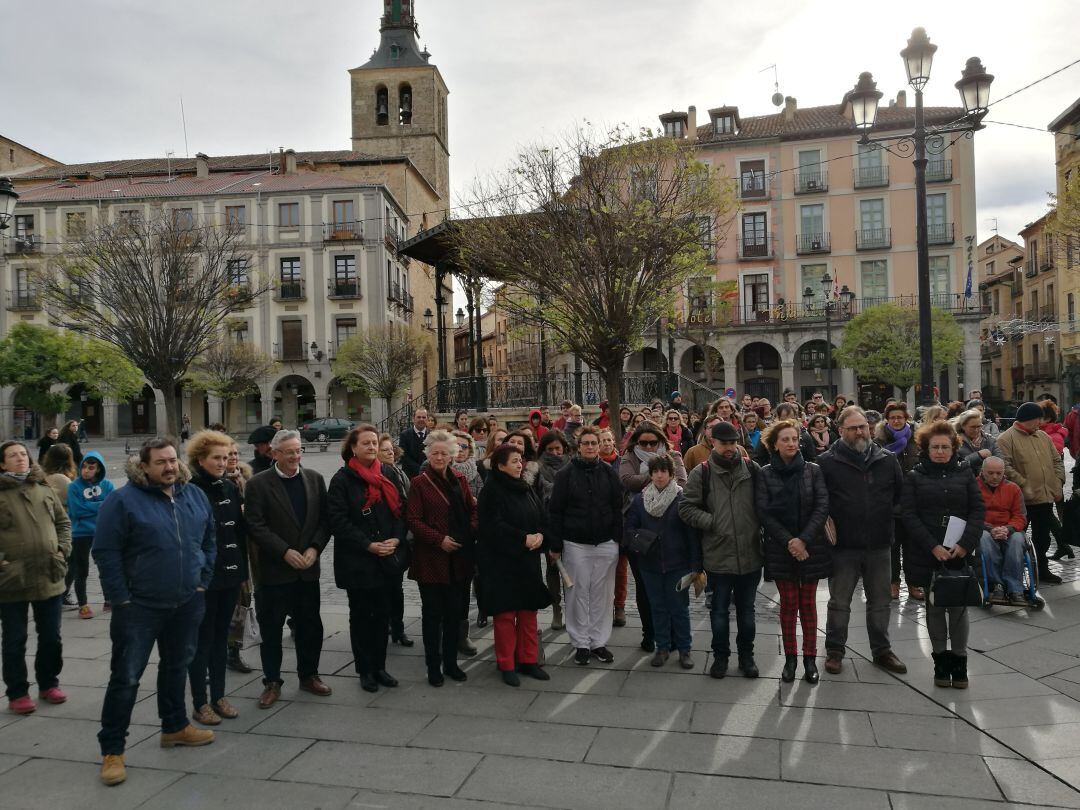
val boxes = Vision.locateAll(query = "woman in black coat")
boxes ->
[476,443,552,687]
[900,421,985,690]
[328,425,408,693]
[58,420,83,466]
[186,431,248,725]
[754,419,830,684]
[753,403,816,465]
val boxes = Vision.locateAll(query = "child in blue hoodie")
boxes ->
[66,452,114,617]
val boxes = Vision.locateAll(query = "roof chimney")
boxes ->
[195,152,209,179]
[687,106,697,142]
[284,148,297,175]
[896,90,907,108]
[783,96,797,122]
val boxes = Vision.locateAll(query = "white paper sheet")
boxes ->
[943,516,967,549]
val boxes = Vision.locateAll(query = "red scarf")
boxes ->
[348,457,402,517]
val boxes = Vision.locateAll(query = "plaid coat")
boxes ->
[406,468,478,585]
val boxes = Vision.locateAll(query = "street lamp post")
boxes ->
[804,274,854,396]
[848,28,993,406]
[0,177,17,231]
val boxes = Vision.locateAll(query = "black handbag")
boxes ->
[626,528,658,556]
[929,564,983,608]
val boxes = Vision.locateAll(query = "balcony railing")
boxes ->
[926,159,953,182]
[1024,259,1038,278]
[1025,308,1037,322]
[5,234,42,254]
[709,293,988,328]
[387,282,414,313]
[1026,362,1052,379]
[273,343,308,363]
[384,224,400,248]
[5,290,41,311]
[1011,365,1026,382]
[328,279,361,299]
[795,170,828,194]
[1040,254,1054,272]
[1040,305,1055,321]
[738,175,769,200]
[796,233,830,254]
[274,279,306,302]
[856,227,891,250]
[737,234,775,260]
[927,222,955,245]
[854,165,889,188]
[323,222,363,242]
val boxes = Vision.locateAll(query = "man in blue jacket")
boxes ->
[92,438,217,786]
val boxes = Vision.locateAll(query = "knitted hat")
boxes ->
[1015,401,1043,423]
[711,422,741,442]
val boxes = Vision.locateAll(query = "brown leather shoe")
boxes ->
[873,651,908,674]
[908,586,925,601]
[100,754,126,786]
[299,676,332,697]
[192,704,221,726]
[213,698,240,719]
[824,652,843,675]
[160,724,215,748]
[258,682,281,709]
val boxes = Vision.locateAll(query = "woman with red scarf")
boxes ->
[328,425,409,693]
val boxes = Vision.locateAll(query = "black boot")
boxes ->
[803,656,819,684]
[951,653,969,689]
[227,643,253,674]
[457,620,478,657]
[932,652,952,688]
[781,654,798,683]
[737,655,759,679]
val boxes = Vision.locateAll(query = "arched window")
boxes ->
[375,86,389,126]
[398,83,412,125]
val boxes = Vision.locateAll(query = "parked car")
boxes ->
[299,417,355,442]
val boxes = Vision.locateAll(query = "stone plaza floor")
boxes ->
[3,440,1080,808]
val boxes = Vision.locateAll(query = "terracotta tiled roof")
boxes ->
[694,103,966,144]
[17,150,404,181]
[14,171,390,203]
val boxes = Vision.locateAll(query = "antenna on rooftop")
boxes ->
[179,96,190,158]
[761,64,783,107]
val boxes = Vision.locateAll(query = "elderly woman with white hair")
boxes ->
[954,408,1001,477]
[405,430,479,687]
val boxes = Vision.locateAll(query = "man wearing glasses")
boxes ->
[244,430,331,708]
[816,406,907,676]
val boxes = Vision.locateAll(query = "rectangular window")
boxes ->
[281,320,304,361]
[663,119,684,138]
[13,214,33,238]
[855,143,886,187]
[231,322,250,344]
[66,211,86,237]
[800,204,824,237]
[927,192,947,224]
[278,202,300,228]
[15,267,31,295]
[986,260,995,277]
[739,160,766,198]
[227,259,249,288]
[801,264,828,304]
[335,317,358,347]
[117,209,141,226]
[333,255,358,297]
[225,205,246,227]
[713,115,734,135]
[797,149,824,191]
[332,200,355,229]
[172,208,194,231]
[930,256,951,301]
[699,216,714,261]
[860,259,888,303]
[857,143,882,170]
[743,272,770,318]
[741,212,768,257]
[1069,293,1075,326]
[687,277,714,322]
[279,257,303,299]
[859,199,884,231]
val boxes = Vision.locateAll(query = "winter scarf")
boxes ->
[643,480,681,518]
[883,423,912,455]
[809,428,831,453]
[1,471,29,482]
[347,456,402,517]
[634,444,660,475]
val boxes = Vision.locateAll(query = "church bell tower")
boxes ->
[350,0,449,201]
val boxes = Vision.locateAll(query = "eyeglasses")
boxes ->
[638,439,660,448]
[667,416,680,421]
[457,444,470,451]
[473,428,489,434]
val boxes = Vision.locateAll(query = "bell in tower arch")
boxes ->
[399,85,413,125]
[376,87,389,126]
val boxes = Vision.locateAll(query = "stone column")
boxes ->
[840,368,858,401]
[962,324,983,399]
[207,395,224,427]
[259,383,275,426]
[103,398,119,441]
[721,351,739,397]
[780,360,795,396]
[152,388,168,435]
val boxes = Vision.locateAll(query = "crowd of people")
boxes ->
[0,385,1075,787]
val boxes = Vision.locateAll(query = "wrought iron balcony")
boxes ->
[384,224,400,248]
[1040,304,1055,321]
[737,234,775,260]
[854,165,889,188]
[927,222,955,245]
[323,222,363,242]
[274,279,306,302]
[5,290,41,311]
[328,279,361,299]
[712,293,988,329]
[926,159,953,182]
[796,233,831,254]
[795,170,828,194]
[1024,259,1038,278]
[5,234,42,254]
[738,175,769,200]
[856,227,891,250]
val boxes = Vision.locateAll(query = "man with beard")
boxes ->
[817,406,907,676]
[679,422,763,680]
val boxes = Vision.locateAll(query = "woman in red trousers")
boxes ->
[476,443,552,686]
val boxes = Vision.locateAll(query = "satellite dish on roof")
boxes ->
[762,64,784,107]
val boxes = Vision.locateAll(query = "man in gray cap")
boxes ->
[679,421,763,679]
[996,401,1065,583]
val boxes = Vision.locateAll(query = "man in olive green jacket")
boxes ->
[679,422,763,680]
[0,440,72,714]
[996,402,1066,582]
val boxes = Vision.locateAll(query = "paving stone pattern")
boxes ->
[1,440,1079,807]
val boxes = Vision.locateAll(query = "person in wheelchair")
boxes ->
[976,457,1028,603]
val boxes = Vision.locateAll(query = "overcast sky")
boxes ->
[5,0,1076,244]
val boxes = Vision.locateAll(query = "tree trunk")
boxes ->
[162,382,181,439]
[604,365,623,430]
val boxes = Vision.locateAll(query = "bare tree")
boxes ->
[666,278,738,390]
[451,124,737,419]
[332,325,433,416]
[186,338,276,426]
[35,211,267,436]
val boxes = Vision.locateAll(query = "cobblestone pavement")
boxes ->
[3,441,1080,807]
